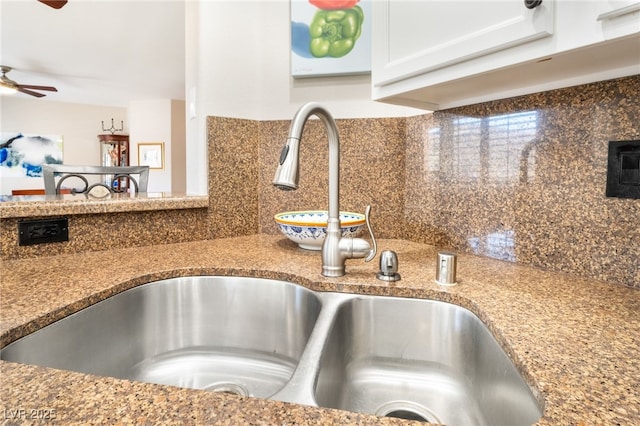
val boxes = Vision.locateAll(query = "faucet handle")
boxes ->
[364,205,377,262]
[338,205,377,261]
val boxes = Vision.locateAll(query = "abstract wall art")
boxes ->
[0,133,63,178]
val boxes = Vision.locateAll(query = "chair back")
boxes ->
[42,164,149,195]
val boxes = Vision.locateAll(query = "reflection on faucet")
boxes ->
[273,102,376,277]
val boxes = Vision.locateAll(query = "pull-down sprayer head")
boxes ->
[272,102,340,216]
[273,136,300,191]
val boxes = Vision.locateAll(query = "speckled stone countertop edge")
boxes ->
[0,193,208,218]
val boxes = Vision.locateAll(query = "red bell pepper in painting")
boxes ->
[309,0,359,10]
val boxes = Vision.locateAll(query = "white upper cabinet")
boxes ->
[374,0,555,88]
[372,0,640,110]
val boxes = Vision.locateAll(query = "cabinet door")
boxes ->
[595,1,640,39]
[373,0,555,87]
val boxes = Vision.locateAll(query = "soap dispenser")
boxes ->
[377,250,401,282]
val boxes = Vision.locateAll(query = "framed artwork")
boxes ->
[291,0,371,78]
[0,133,63,178]
[138,142,164,170]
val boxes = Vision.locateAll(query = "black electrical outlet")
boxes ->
[606,140,640,199]
[18,218,69,246]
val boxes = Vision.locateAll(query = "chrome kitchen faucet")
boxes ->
[273,102,376,277]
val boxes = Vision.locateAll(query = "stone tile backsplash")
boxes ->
[208,76,639,287]
[403,76,639,287]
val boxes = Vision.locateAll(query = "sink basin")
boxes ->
[0,276,322,399]
[313,297,542,425]
[2,277,542,424]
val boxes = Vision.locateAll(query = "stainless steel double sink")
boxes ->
[1,276,542,425]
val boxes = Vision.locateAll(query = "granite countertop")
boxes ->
[1,235,638,425]
[0,192,208,218]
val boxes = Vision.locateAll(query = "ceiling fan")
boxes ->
[0,66,58,98]
[38,0,67,9]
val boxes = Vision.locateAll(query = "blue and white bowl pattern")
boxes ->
[274,211,365,251]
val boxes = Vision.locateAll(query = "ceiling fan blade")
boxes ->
[38,0,68,9]
[17,87,47,98]
[18,84,57,92]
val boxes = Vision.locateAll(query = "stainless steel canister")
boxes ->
[435,252,457,286]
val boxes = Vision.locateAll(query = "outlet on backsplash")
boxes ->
[18,218,69,246]
[606,140,640,199]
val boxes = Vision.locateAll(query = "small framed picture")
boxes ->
[138,143,164,170]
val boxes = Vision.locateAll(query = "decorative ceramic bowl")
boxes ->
[274,210,366,251]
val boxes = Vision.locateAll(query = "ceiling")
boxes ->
[0,0,185,107]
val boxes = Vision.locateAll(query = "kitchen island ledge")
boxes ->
[1,235,638,425]
[0,192,208,219]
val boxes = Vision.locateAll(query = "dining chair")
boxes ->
[42,164,149,195]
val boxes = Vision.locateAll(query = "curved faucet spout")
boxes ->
[273,102,376,277]
[274,102,340,219]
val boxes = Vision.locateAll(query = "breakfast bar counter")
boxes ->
[0,192,208,219]
[1,235,638,425]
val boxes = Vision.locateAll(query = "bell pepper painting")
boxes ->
[291,0,371,78]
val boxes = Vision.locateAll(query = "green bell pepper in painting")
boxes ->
[309,6,363,58]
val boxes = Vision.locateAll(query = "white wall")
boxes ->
[196,1,418,121]
[129,100,177,193]
[186,1,421,193]
[0,97,127,194]
[185,0,207,195]
[171,99,187,193]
